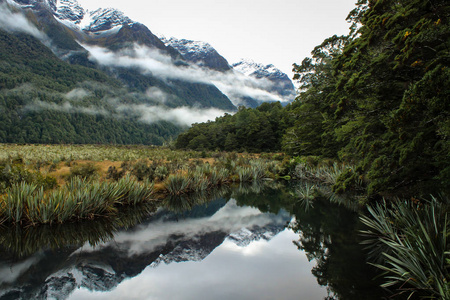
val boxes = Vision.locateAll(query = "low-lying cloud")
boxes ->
[145,87,175,104]
[64,88,91,100]
[27,100,109,116]
[24,91,229,127]
[0,3,48,42]
[83,43,287,106]
[117,104,228,127]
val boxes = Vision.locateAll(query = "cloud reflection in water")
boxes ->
[67,200,327,300]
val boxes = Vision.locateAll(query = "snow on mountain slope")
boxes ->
[54,0,85,24]
[233,59,290,83]
[84,7,133,32]
[161,36,231,71]
[9,0,134,33]
[233,59,296,102]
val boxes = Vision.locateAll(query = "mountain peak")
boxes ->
[84,7,133,32]
[232,59,284,79]
[161,36,231,72]
[232,59,296,104]
[54,0,85,24]
[9,0,136,33]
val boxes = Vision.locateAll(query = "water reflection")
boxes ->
[0,181,388,299]
[289,195,390,299]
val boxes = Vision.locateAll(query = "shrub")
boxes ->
[131,160,153,181]
[68,163,99,180]
[106,166,125,181]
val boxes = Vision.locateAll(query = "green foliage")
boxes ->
[68,163,99,180]
[175,102,289,152]
[0,176,155,225]
[106,166,125,181]
[361,196,450,299]
[0,160,57,193]
[287,0,450,196]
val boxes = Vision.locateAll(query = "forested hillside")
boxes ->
[176,0,450,196]
[0,29,182,144]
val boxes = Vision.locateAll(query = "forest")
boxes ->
[0,26,237,145]
[176,0,449,197]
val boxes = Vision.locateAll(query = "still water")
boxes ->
[0,182,387,299]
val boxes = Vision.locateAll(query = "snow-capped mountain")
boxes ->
[9,0,134,34]
[233,59,296,99]
[81,8,133,33]
[161,37,231,72]
[2,0,295,133]
[54,0,85,24]
[161,37,295,107]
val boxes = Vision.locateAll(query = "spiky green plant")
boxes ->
[360,196,450,299]
[249,160,267,180]
[238,167,253,182]
[154,165,169,181]
[0,175,156,225]
[191,172,209,191]
[3,182,37,223]
[209,167,229,186]
[121,178,155,205]
[164,173,192,195]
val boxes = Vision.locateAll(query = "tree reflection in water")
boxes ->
[0,181,395,299]
[289,194,393,299]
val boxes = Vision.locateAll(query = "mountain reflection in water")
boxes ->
[0,182,388,299]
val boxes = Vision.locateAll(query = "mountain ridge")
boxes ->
[0,0,295,144]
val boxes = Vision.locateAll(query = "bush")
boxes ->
[106,166,125,181]
[68,163,99,180]
[0,164,57,193]
[131,160,153,181]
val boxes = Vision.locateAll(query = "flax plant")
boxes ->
[0,176,156,225]
[3,182,37,223]
[360,196,450,299]
[164,173,192,195]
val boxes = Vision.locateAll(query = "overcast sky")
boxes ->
[76,0,357,78]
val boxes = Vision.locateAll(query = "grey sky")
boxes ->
[76,0,357,78]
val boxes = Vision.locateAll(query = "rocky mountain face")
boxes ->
[233,59,296,104]
[161,37,231,72]
[161,37,296,107]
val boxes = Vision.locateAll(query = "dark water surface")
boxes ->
[0,182,388,299]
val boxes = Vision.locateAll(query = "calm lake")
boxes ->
[0,182,389,299]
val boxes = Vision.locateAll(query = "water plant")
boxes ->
[164,173,192,195]
[237,166,254,182]
[360,196,450,299]
[0,176,156,225]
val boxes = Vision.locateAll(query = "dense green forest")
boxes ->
[175,102,290,152]
[176,0,450,196]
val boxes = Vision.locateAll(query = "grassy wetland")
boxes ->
[1,144,449,299]
[0,144,287,226]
